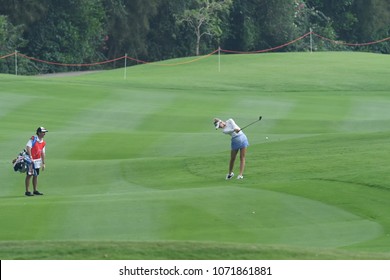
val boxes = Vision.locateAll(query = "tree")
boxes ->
[102,0,159,61]
[147,0,194,61]
[176,0,233,56]
[0,15,28,74]
[352,0,390,53]
[0,15,26,51]
[223,0,263,51]
[260,0,298,49]
[224,0,306,52]
[24,0,106,72]
[0,0,49,26]
[305,0,357,41]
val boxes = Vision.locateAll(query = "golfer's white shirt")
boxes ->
[223,118,243,138]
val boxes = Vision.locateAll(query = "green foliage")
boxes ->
[0,15,30,74]
[176,0,233,55]
[22,0,106,73]
[352,0,390,53]
[102,0,159,60]
[224,0,304,51]
[224,0,263,51]
[147,0,194,60]
[264,0,299,49]
[306,0,357,40]
[0,0,50,26]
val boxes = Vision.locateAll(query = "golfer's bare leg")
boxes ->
[32,176,38,192]
[239,147,247,176]
[229,150,238,174]
[25,175,32,192]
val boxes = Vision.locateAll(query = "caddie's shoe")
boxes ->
[25,191,34,196]
[226,172,234,180]
[33,191,43,195]
[237,175,244,179]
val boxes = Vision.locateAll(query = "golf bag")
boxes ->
[12,136,37,174]
[12,150,33,173]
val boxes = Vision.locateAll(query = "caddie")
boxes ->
[25,127,48,196]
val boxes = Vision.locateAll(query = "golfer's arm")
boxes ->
[26,146,33,158]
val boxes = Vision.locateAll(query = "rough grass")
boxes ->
[1,241,389,260]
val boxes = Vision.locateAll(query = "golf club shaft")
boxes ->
[240,116,262,131]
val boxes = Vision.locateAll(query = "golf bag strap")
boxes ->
[31,136,38,147]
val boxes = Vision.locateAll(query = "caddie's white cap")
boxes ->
[36,127,48,133]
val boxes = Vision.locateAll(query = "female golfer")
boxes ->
[214,118,249,179]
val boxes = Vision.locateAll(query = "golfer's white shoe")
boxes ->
[226,172,234,180]
[237,175,244,179]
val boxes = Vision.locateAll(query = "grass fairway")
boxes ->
[1,52,390,259]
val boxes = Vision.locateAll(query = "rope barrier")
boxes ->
[311,32,390,46]
[0,51,16,59]
[220,32,312,54]
[1,31,390,70]
[16,53,126,67]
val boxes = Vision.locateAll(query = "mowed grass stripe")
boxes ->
[0,185,381,248]
[340,97,390,132]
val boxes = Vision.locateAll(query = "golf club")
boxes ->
[239,116,262,131]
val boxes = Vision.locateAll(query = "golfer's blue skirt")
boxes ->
[231,133,249,150]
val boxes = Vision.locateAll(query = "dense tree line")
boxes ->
[1,0,390,74]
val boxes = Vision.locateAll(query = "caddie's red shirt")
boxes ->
[31,140,46,160]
